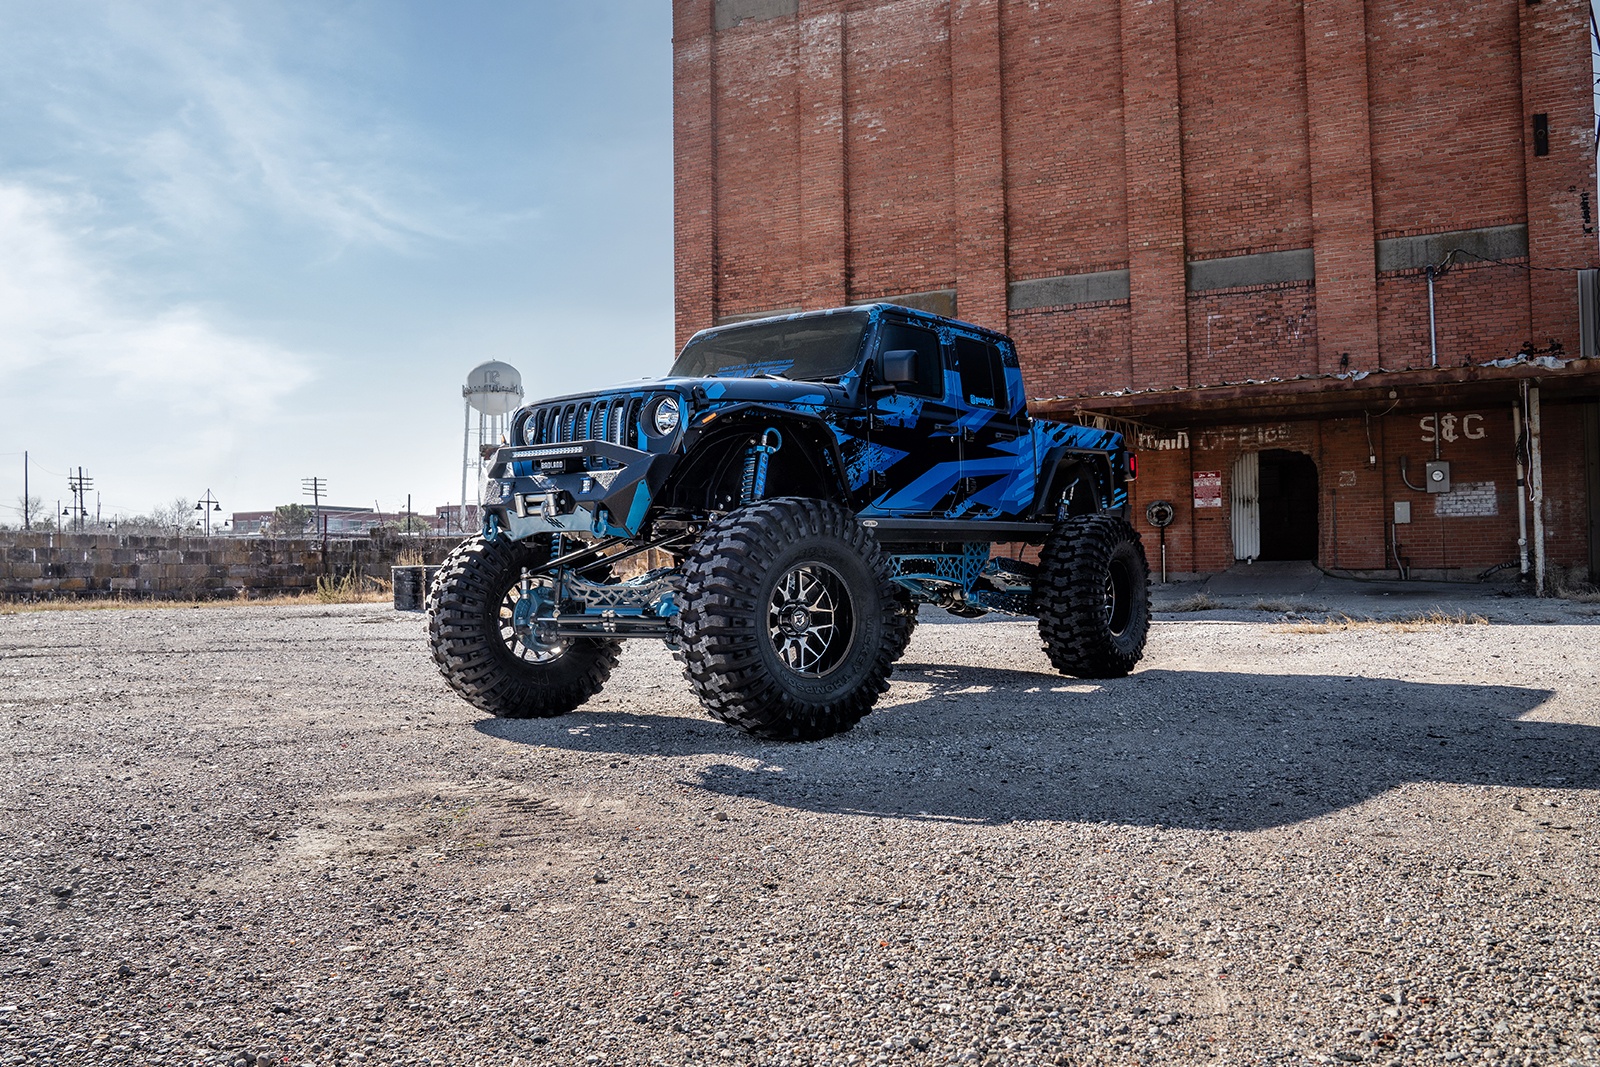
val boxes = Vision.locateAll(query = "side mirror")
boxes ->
[881,349,917,384]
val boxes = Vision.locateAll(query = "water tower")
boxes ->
[461,360,524,531]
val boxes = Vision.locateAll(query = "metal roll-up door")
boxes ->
[1231,452,1260,561]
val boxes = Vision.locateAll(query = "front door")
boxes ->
[862,317,962,515]
[945,333,1030,519]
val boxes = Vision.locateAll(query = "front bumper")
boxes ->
[483,441,675,541]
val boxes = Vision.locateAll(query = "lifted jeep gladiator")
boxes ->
[428,304,1150,740]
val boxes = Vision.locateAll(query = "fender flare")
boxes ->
[666,406,855,506]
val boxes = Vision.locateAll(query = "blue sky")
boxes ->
[0,1,673,521]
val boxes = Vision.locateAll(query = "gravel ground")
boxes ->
[1,597,1598,1067]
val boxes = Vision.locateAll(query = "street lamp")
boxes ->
[195,490,222,536]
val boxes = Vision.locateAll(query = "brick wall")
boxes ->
[1000,0,1128,282]
[1010,301,1132,398]
[1175,0,1313,259]
[0,534,461,601]
[1377,260,1532,371]
[714,18,804,317]
[845,0,957,303]
[1184,283,1318,385]
[1366,0,1526,240]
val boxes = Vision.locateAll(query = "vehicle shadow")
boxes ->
[473,663,1592,830]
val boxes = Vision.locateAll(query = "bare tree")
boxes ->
[149,498,195,531]
[14,494,43,529]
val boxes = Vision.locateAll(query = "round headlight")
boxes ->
[520,413,539,445]
[653,396,681,435]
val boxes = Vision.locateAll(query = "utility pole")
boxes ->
[406,493,413,536]
[301,477,327,537]
[66,468,92,532]
[22,451,28,531]
[195,489,222,537]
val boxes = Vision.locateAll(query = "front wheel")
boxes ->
[427,534,620,718]
[1034,516,1151,677]
[675,498,908,741]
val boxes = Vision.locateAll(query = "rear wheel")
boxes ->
[1034,516,1150,677]
[676,497,907,740]
[428,534,620,718]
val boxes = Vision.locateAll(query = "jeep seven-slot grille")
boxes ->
[529,396,645,448]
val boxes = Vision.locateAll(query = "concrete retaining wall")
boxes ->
[0,532,464,600]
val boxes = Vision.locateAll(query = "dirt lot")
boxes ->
[1,600,1598,1066]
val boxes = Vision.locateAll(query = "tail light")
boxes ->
[1127,452,1138,481]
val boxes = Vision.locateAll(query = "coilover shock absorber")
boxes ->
[739,428,784,506]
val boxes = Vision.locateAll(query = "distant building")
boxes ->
[230,506,458,536]
[229,511,273,536]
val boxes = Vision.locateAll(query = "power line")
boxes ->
[1439,247,1598,275]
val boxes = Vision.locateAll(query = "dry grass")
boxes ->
[395,547,427,567]
[2,572,392,615]
[1283,610,1490,633]
[313,569,391,604]
[1165,593,1221,612]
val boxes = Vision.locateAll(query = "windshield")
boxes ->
[671,312,870,380]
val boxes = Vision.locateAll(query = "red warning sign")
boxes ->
[1193,470,1222,509]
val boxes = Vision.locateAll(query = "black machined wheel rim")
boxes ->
[766,562,855,677]
[497,575,568,664]
[1105,557,1134,637]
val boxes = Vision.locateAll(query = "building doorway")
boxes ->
[1231,449,1319,562]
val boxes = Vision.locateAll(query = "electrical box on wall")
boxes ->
[1394,500,1411,524]
[1425,460,1451,493]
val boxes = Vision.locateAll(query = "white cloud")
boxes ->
[0,181,313,461]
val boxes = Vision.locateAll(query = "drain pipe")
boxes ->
[1528,379,1547,596]
[1426,264,1439,367]
[1513,389,1529,580]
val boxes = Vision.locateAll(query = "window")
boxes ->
[953,336,1008,409]
[876,321,944,398]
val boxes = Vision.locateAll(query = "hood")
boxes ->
[523,375,852,411]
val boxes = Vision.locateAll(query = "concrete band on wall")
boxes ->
[1009,270,1131,310]
[718,290,961,325]
[1374,224,1529,273]
[714,306,802,326]
[714,0,796,32]
[849,289,959,318]
[1006,224,1529,310]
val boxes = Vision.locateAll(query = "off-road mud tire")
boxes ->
[1035,515,1150,678]
[676,497,908,741]
[428,534,620,718]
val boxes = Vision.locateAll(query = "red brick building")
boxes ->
[673,0,1600,584]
